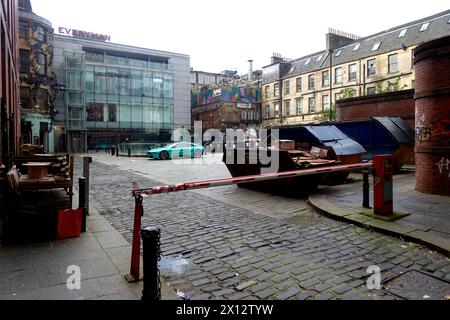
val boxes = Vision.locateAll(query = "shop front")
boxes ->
[21,112,55,153]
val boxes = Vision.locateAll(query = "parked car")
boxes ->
[147,143,205,160]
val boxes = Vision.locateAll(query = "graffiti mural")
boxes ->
[416,119,450,142]
[192,86,261,108]
[436,157,450,177]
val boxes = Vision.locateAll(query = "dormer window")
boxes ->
[353,43,361,51]
[305,58,311,65]
[420,22,430,32]
[399,29,407,38]
[317,55,323,62]
[372,42,381,51]
[335,49,342,57]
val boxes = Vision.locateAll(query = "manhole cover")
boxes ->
[384,270,450,300]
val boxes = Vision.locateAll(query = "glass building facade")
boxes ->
[63,49,175,150]
[53,32,191,154]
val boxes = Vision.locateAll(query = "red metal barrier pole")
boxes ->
[373,155,394,216]
[126,193,144,283]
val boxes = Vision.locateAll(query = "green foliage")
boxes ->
[320,104,337,122]
[375,77,408,94]
[339,88,357,100]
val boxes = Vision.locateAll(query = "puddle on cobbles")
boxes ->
[159,256,190,274]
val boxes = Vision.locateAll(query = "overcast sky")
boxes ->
[31,0,449,75]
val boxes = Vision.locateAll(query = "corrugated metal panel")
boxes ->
[390,117,415,142]
[373,117,414,145]
[304,126,348,142]
[324,139,367,156]
[305,126,366,155]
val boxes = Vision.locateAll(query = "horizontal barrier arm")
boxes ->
[132,162,373,197]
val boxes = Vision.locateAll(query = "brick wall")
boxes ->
[414,36,450,196]
[336,89,415,127]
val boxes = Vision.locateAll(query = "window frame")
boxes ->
[274,102,280,118]
[19,22,28,39]
[367,87,376,95]
[367,59,377,77]
[274,83,280,98]
[335,92,342,102]
[296,98,303,115]
[37,25,46,42]
[372,42,381,51]
[308,97,316,114]
[284,80,290,95]
[322,70,330,87]
[284,100,291,117]
[322,95,330,111]
[265,105,270,119]
[20,86,31,109]
[335,67,343,85]
[420,22,430,32]
[388,53,398,74]
[296,77,302,92]
[348,64,357,82]
[308,74,315,90]
[19,49,30,74]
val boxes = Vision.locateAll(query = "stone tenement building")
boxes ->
[18,0,58,153]
[261,10,450,128]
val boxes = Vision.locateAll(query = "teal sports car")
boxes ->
[147,142,205,160]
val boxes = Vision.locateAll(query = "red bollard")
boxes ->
[126,193,144,283]
[373,155,394,216]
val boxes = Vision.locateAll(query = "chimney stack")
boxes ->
[248,60,254,82]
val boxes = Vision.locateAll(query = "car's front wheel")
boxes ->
[160,151,170,160]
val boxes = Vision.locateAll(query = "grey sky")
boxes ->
[31,0,449,75]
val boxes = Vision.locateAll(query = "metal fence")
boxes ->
[118,143,168,156]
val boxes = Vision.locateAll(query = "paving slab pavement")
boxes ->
[309,172,450,257]
[0,185,179,300]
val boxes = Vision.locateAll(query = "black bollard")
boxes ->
[111,147,115,156]
[363,169,371,209]
[79,177,87,233]
[128,148,131,158]
[116,147,119,157]
[141,227,161,301]
[83,157,92,216]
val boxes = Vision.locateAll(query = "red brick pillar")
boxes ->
[414,36,450,196]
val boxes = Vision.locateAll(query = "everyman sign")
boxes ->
[58,27,111,42]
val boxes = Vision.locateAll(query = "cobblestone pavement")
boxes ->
[78,155,450,300]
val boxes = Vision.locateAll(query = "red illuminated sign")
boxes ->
[58,27,111,42]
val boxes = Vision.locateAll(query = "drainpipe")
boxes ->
[329,49,334,122]
[279,79,283,124]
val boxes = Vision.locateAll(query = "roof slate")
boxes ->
[273,10,450,81]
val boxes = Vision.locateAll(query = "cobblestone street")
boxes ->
[79,155,450,300]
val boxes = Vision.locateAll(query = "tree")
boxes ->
[319,88,354,123]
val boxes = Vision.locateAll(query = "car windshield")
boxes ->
[163,143,177,149]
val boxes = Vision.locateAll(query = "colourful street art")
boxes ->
[192,86,261,108]
[416,120,450,142]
